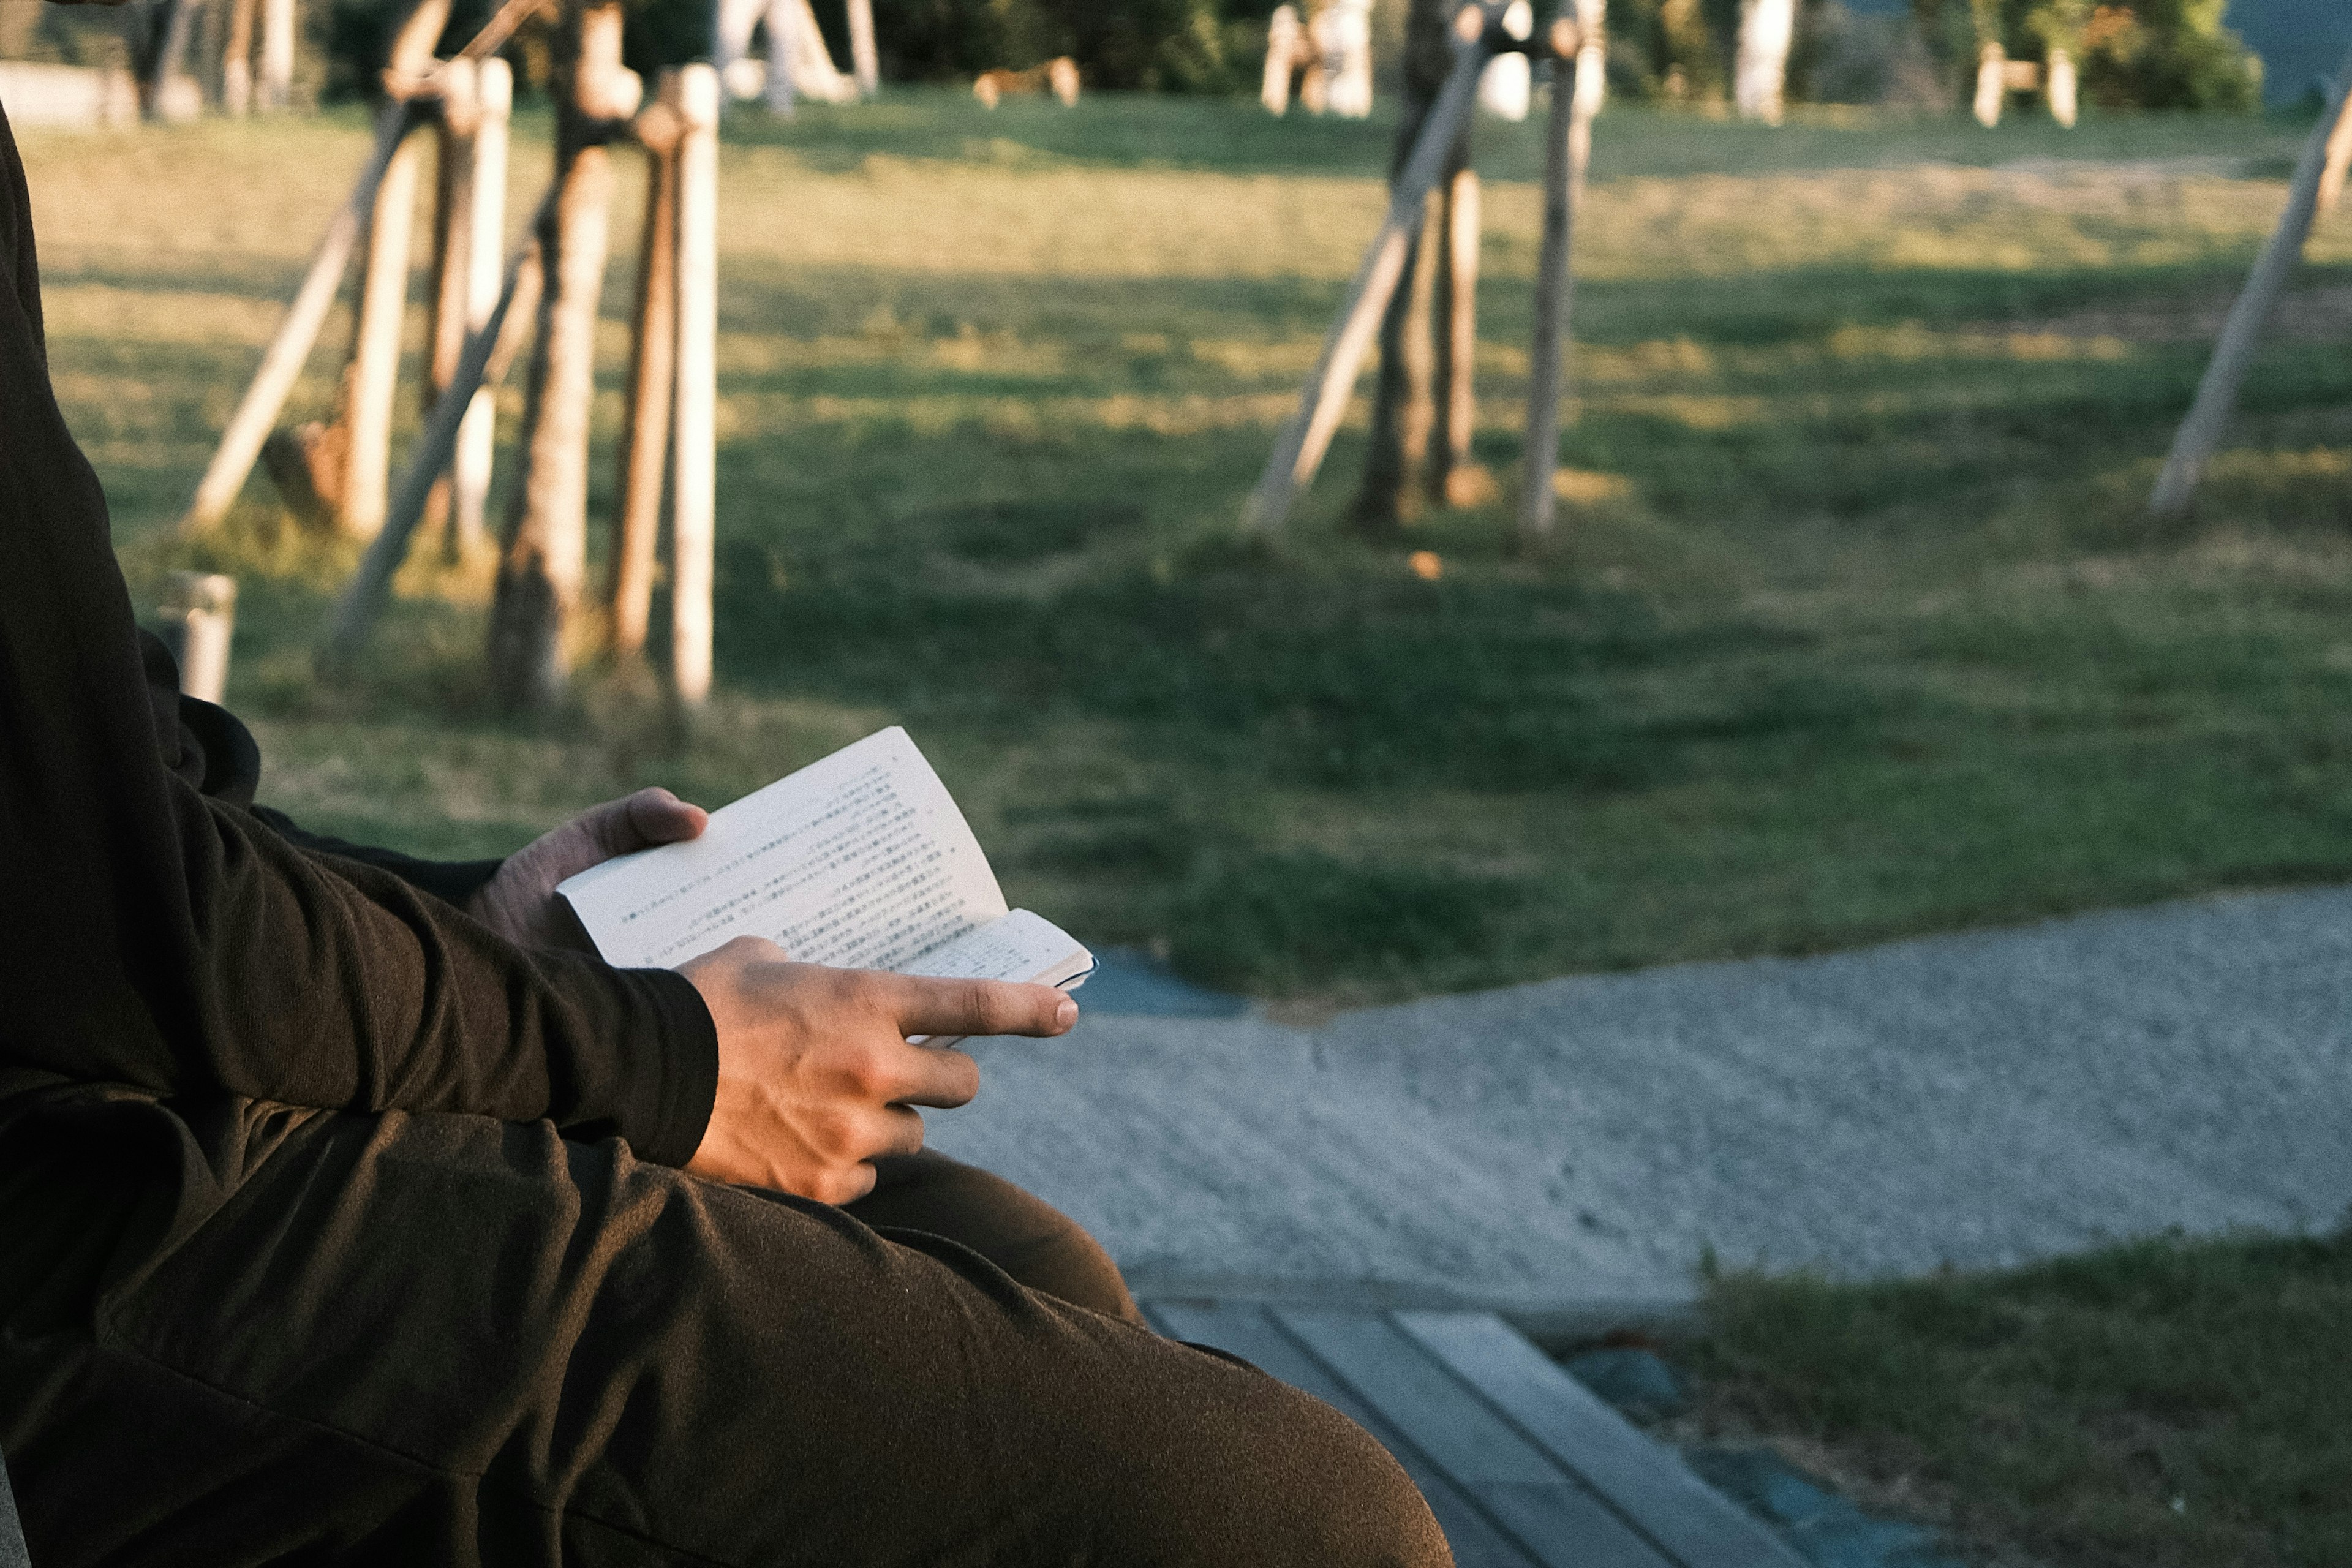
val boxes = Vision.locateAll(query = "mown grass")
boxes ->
[1682,1227,2352,1568]
[30,89,2352,1000]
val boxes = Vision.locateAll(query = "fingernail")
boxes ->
[1055,998,1078,1029]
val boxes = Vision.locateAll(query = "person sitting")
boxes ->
[0,73,1449,1568]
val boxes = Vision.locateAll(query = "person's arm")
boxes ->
[0,133,713,1165]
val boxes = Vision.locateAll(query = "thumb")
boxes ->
[588,787,710,860]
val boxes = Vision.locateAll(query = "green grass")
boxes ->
[32,89,2352,1000]
[1680,1228,2352,1567]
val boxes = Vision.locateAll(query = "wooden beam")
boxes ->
[2319,77,2352,214]
[2149,44,2352,522]
[259,0,295,109]
[610,86,683,658]
[846,0,878,99]
[670,62,722,709]
[1434,165,1482,504]
[340,127,426,540]
[1244,1,1503,537]
[451,56,513,557]
[224,0,259,117]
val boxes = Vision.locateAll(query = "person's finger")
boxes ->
[867,1103,930,1160]
[863,1038,981,1110]
[624,786,709,848]
[882,974,1077,1041]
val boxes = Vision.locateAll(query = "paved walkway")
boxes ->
[929,887,2352,1319]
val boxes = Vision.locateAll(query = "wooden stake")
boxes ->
[451,56,513,556]
[1245,2,1501,537]
[1519,10,1597,547]
[323,206,549,665]
[1433,165,1481,503]
[422,70,478,546]
[180,100,417,535]
[2320,81,2352,215]
[336,0,451,540]
[489,0,634,712]
[611,89,682,658]
[260,0,295,108]
[340,129,425,540]
[224,0,258,116]
[846,0,878,99]
[2149,45,2352,523]
[671,62,722,709]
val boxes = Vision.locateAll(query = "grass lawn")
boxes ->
[1675,1227,2352,1567]
[28,90,2352,1001]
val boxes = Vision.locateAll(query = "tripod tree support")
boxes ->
[177,0,553,538]
[322,200,552,669]
[1244,2,1508,538]
[2148,44,2352,524]
[1518,2,1603,548]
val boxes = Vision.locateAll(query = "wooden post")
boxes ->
[671,62,721,709]
[1246,1,1500,537]
[260,0,295,108]
[337,0,451,540]
[1519,7,1599,548]
[224,0,259,116]
[764,0,796,115]
[2149,47,2352,522]
[180,100,417,535]
[1264,4,1302,114]
[2319,82,2352,215]
[611,85,682,658]
[489,0,637,712]
[1433,165,1483,505]
[2045,47,2076,127]
[846,0,878,99]
[159,572,238,706]
[421,62,479,548]
[340,130,425,540]
[451,56,512,557]
[1733,0,1793,124]
[1973,40,2005,127]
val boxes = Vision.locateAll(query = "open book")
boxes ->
[558,729,1095,1015]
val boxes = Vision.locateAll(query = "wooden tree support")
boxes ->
[1518,4,1603,547]
[1245,1,1510,538]
[1433,164,1484,506]
[178,0,546,537]
[322,198,552,667]
[2148,44,2352,523]
[671,63,722,710]
[609,80,684,660]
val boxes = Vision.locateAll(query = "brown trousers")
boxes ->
[0,1098,1449,1566]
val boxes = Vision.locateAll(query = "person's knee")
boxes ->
[1095,1344,1452,1566]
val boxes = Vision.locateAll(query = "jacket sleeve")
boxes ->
[0,113,716,1167]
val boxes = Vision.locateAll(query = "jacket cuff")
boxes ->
[624,967,720,1170]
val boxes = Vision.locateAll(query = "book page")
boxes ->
[559,728,1007,971]
[901,909,1096,990]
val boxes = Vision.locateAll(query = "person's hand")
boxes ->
[680,937,1079,1204]
[468,787,708,952]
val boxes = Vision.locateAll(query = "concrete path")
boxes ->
[928,887,2352,1320]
